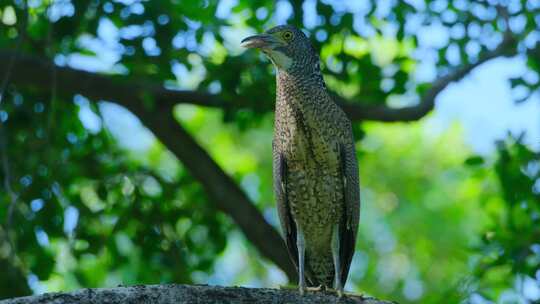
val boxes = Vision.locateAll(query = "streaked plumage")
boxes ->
[242,25,360,296]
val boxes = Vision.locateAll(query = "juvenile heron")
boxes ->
[241,25,360,296]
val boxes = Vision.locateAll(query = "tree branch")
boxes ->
[290,0,304,27]
[0,32,514,124]
[335,32,516,122]
[0,50,297,280]
[0,284,395,304]
[122,101,297,280]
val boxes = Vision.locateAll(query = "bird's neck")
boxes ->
[275,60,327,107]
[277,56,324,82]
[275,62,332,132]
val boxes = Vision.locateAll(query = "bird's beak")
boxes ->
[241,34,280,49]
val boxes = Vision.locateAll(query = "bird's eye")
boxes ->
[282,31,294,41]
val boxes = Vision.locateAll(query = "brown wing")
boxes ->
[339,142,360,285]
[273,142,298,268]
[273,141,319,285]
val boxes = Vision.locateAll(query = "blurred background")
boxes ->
[0,0,539,303]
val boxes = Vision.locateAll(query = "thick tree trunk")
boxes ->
[0,284,395,304]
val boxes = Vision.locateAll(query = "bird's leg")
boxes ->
[296,223,306,296]
[331,223,344,297]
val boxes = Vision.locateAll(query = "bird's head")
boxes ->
[241,25,318,72]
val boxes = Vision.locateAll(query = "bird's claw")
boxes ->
[306,285,324,292]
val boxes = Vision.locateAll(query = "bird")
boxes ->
[241,25,360,297]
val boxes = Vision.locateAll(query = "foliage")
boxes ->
[0,0,538,303]
[0,94,230,292]
[350,124,490,303]
[469,137,540,302]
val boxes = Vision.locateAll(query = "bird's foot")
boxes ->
[298,285,305,296]
[306,285,324,292]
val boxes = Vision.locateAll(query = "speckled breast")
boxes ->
[277,102,345,241]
